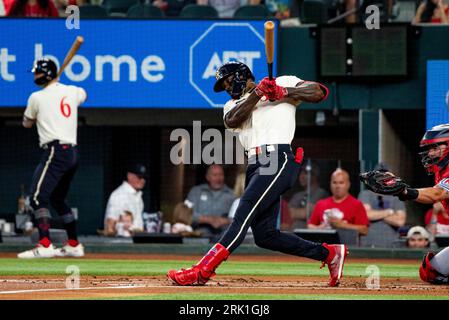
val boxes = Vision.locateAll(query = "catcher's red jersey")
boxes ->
[435,166,449,214]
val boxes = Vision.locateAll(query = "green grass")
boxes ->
[1,258,446,300]
[0,258,419,278]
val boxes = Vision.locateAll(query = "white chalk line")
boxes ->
[0,285,146,295]
[0,284,359,295]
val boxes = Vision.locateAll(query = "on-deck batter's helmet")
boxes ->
[213,61,255,99]
[419,124,449,174]
[31,58,57,86]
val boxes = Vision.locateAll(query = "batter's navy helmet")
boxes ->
[419,124,449,174]
[31,58,58,86]
[213,61,255,99]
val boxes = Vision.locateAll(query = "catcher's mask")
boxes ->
[31,58,57,86]
[213,61,255,99]
[419,124,449,175]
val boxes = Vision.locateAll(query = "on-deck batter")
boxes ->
[18,58,86,259]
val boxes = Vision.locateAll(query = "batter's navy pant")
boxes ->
[29,141,78,218]
[219,144,328,262]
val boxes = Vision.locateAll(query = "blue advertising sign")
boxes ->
[0,19,276,108]
[426,60,449,129]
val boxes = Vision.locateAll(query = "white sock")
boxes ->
[430,247,449,276]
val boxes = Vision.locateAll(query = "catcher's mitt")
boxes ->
[359,170,409,196]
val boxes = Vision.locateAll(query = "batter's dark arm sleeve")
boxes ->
[224,92,260,129]
[286,81,329,103]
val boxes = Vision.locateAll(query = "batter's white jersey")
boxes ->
[223,75,302,150]
[24,82,87,147]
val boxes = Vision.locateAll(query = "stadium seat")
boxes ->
[127,4,164,18]
[300,0,328,24]
[360,221,400,248]
[79,4,109,18]
[390,0,417,22]
[102,0,139,15]
[179,4,218,18]
[233,5,271,18]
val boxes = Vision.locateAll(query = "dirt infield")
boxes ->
[1,275,448,300]
[0,253,448,299]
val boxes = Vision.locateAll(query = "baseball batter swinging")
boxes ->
[18,58,86,259]
[361,124,449,284]
[168,61,348,287]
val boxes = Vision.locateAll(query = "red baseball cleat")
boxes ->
[167,266,212,286]
[167,243,230,286]
[321,243,348,287]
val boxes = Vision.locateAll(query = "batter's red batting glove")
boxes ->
[255,77,277,98]
[266,85,288,101]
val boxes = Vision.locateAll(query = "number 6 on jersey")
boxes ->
[60,97,71,118]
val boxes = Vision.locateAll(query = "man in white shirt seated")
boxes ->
[104,164,147,236]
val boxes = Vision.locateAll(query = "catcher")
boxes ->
[360,124,449,285]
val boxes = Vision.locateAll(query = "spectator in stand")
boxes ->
[265,0,292,20]
[152,0,196,16]
[0,0,6,15]
[346,0,357,23]
[229,172,258,234]
[288,164,328,229]
[2,0,15,13]
[186,164,235,238]
[54,0,86,17]
[228,172,245,220]
[115,211,134,237]
[7,0,59,16]
[197,0,260,18]
[413,0,449,24]
[426,202,449,236]
[104,164,148,236]
[308,168,369,236]
[171,202,196,235]
[358,163,406,247]
[406,226,431,249]
[327,0,357,23]
[280,198,293,231]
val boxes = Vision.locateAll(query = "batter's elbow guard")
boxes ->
[317,83,329,102]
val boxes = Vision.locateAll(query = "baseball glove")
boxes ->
[359,170,409,196]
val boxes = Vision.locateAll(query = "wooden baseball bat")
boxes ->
[264,21,275,80]
[56,36,84,79]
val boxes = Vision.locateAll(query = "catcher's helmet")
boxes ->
[419,124,449,174]
[213,61,255,99]
[31,58,57,86]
